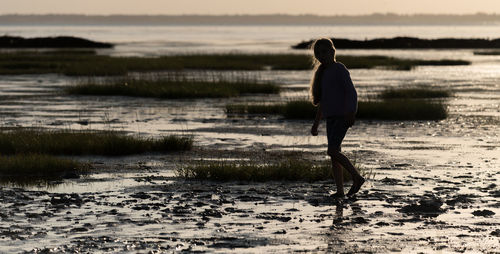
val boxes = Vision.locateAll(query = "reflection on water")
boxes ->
[3,25,500,56]
[0,24,499,253]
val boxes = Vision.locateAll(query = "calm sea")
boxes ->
[1,25,500,56]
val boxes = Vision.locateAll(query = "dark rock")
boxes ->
[375,221,390,226]
[50,193,83,207]
[489,190,500,198]
[273,229,287,234]
[200,209,223,218]
[387,232,404,236]
[132,204,151,211]
[472,209,495,217]
[351,217,369,224]
[445,194,476,206]
[130,192,151,199]
[380,177,401,185]
[172,205,192,215]
[194,201,208,207]
[398,196,446,217]
[256,213,292,222]
[208,237,270,249]
[224,207,249,213]
[70,227,89,233]
[434,186,460,192]
[491,229,500,237]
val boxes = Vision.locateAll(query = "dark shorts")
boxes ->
[326,116,349,153]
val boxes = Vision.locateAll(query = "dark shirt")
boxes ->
[320,62,358,118]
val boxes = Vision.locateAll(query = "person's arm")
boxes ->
[311,104,322,136]
[342,67,357,127]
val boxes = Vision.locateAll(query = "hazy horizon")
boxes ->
[2,0,500,15]
[2,13,500,26]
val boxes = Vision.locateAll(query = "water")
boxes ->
[0,24,499,252]
[2,25,500,55]
[1,24,499,147]
[0,24,499,153]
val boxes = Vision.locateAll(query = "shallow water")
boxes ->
[0,25,499,252]
[3,24,500,55]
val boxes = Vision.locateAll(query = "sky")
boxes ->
[2,0,500,15]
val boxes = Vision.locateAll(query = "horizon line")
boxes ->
[1,12,500,17]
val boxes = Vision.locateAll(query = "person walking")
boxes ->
[309,38,365,198]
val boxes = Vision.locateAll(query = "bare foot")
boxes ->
[330,192,345,199]
[347,177,365,196]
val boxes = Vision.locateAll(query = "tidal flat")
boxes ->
[0,47,499,253]
[0,51,469,76]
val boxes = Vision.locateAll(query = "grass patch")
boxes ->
[68,77,279,98]
[356,100,447,120]
[0,129,193,156]
[473,51,500,55]
[379,88,451,99]
[0,154,89,184]
[226,99,447,120]
[177,160,356,182]
[226,100,315,119]
[337,55,469,70]
[0,51,470,76]
[227,87,450,120]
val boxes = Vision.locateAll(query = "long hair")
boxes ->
[309,38,336,106]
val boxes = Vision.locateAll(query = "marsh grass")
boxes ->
[226,99,447,120]
[0,51,470,76]
[177,159,357,182]
[0,154,89,183]
[356,100,447,120]
[473,51,500,55]
[0,129,193,156]
[226,100,315,119]
[337,55,469,70]
[379,88,451,99]
[68,76,280,98]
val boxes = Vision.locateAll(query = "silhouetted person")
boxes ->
[309,38,365,198]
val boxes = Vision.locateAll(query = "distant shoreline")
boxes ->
[1,14,500,26]
[292,37,500,49]
[0,35,113,48]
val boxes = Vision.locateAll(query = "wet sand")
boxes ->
[1,148,498,253]
[1,55,499,252]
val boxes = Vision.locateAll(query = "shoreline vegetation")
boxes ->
[0,129,193,156]
[0,154,89,184]
[473,50,500,55]
[292,37,500,49]
[227,100,448,120]
[0,50,469,76]
[379,88,451,99]
[0,129,192,184]
[226,88,449,121]
[177,160,355,182]
[68,76,280,98]
[0,35,113,48]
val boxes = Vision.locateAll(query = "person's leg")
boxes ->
[331,151,361,179]
[330,156,344,196]
[326,117,348,198]
[331,151,365,196]
[327,118,344,197]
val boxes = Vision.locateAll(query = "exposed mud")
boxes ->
[1,49,500,252]
[1,148,499,253]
